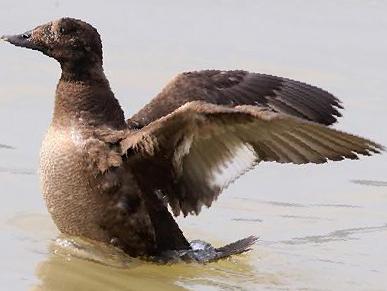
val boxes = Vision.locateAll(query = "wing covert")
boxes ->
[129,70,342,128]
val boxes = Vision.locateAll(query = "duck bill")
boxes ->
[1,30,42,50]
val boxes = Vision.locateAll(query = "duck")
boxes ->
[1,18,383,262]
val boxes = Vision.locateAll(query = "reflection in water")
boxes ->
[31,236,270,291]
[5,201,387,290]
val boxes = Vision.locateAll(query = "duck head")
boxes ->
[1,18,103,70]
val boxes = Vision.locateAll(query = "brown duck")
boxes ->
[1,18,383,262]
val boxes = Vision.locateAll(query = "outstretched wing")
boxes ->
[129,70,343,128]
[122,101,382,217]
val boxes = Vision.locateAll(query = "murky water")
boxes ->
[1,1,387,290]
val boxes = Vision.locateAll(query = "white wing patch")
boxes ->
[208,142,258,190]
[173,134,194,175]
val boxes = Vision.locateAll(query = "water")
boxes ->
[1,1,387,290]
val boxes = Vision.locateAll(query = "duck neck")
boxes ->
[53,62,127,130]
[60,56,105,82]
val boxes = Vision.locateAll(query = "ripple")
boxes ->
[280,215,331,221]
[32,236,266,291]
[311,203,361,209]
[0,167,35,175]
[231,218,263,223]
[352,179,387,187]
[0,143,15,149]
[281,224,387,245]
[52,236,136,268]
[232,197,361,209]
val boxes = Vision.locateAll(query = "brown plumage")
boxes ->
[1,18,383,260]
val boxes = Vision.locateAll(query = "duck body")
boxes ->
[39,77,190,257]
[40,124,113,243]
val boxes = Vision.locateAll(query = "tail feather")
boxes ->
[213,235,258,261]
[156,235,258,263]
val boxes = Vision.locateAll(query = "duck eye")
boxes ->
[21,33,31,39]
[59,26,77,35]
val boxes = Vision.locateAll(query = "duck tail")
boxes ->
[213,235,258,261]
